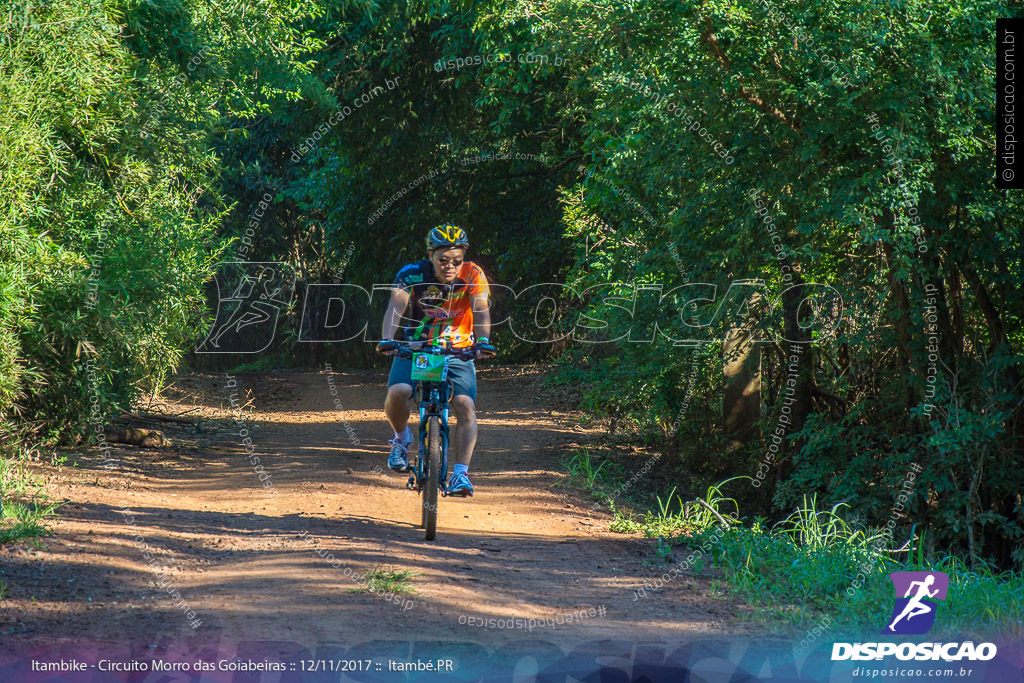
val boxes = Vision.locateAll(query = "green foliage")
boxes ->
[626,480,1023,637]
[559,446,608,489]
[0,0,319,443]
[774,495,890,551]
[611,478,743,538]
[702,518,1024,638]
[230,352,294,374]
[0,453,62,546]
[503,0,1022,569]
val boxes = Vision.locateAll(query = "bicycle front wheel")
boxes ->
[423,416,441,541]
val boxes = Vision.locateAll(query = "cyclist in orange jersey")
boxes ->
[376,224,497,496]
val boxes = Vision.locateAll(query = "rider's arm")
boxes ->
[381,287,411,340]
[471,293,491,342]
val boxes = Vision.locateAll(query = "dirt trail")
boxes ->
[1,366,752,650]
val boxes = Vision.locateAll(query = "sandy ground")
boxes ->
[0,366,755,654]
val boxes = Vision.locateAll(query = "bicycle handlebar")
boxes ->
[392,341,479,361]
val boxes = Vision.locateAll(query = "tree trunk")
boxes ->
[881,209,918,435]
[723,291,763,452]
[774,275,814,484]
[723,327,761,451]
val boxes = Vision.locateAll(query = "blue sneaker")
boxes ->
[387,436,411,471]
[447,471,474,497]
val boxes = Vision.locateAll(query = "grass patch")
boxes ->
[562,446,608,488]
[0,453,62,547]
[610,478,741,537]
[554,446,621,506]
[615,478,1024,640]
[230,351,291,374]
[351,566,420,594]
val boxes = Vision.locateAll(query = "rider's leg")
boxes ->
[888,604,914,630]
[385,355,414,440]
[905,603,932,620]
[451,395,478,467]
[385,383,413,436]
[889,601,930,630]
[449,358,479,468]
[889,607,914,629]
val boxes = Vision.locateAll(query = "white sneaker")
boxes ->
[387,436,411,471]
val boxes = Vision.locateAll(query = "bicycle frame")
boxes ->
[395,343,472,495]
[388,340,483,539]
[408,370,453,496]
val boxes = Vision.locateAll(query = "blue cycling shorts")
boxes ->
[387,356,477,402]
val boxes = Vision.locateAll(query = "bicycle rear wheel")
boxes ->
[423,416,440,541]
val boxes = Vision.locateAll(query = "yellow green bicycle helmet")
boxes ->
[426,223,469,253]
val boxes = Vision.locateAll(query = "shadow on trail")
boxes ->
[1,498,663,645]
[2,368,745,647]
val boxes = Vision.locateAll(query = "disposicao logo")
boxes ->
[883,571,948,635]
[831,571,998,662]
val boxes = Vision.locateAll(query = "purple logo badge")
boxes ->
[882,571,949,635]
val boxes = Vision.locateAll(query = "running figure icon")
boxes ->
[196,262,296,354]
[882,571,949,635]
[887,575,938,631]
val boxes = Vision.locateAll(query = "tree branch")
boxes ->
[701,14,803,136]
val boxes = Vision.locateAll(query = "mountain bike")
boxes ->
[393,341,478,541]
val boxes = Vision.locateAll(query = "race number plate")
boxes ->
[410,352,447,381]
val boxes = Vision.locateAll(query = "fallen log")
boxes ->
[120,411,196,425]
[104,426,170,448]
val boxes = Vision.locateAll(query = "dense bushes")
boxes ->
[510,0,1023,569]
[0,0,318,443]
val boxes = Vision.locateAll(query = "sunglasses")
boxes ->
[436,257,463,267]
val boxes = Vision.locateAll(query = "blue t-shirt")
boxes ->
[392,259,490,348]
